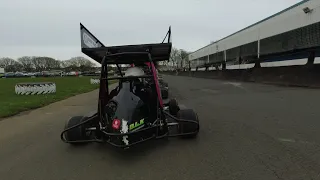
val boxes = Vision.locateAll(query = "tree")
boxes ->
[17,56,34,72]
[32,56,46,71]
[179,49,189,68]
[169,47,181,68]
[43,57,61,70]
[63,56,95,72]
[157,47,190,71]
[0,57,17,68]
[0,57,22,72]
[29,56,62,71]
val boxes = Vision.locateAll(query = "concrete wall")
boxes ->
[163,64,320,88]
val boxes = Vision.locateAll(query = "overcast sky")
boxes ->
[0,0,302,64]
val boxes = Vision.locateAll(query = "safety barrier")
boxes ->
[15,82,56,95]
[162,64,320,88]
[90,78,100,85]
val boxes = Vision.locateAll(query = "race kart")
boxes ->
[60,23,200,149]
[159,79,169,99]
[157,72,169,99]
[142,67,169,99]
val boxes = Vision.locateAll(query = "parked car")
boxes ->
[15,72,26,77]
[4,72,15,78]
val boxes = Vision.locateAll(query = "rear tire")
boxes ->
[64,116,90,145]
[163,82,168,87]
[161,89,169,99]
[177,109,199,138]
[169,99,180,116]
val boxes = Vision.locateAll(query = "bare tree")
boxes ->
[17,56,34,72]
[0,57,22,72]
[31,56,46,71]
[63,56,95,72]
[66,57,94,66]
[170,47,181,68]
[179,49,189,68]
[0,57,17,67]
[43,57,61,70]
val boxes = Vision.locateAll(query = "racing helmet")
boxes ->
[124,66,145,93]
[124,66,145,77]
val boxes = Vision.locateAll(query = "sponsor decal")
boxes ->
[82,31,100,48]
[129,118,145,131]
[120,119,129,145]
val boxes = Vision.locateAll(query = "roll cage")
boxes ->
[80,23,171,108]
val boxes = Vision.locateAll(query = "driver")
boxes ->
[109,65,157,121]
[109,66,154,108]
[109,66,146,99]
[124,66,146,96]
[123,66,154,119]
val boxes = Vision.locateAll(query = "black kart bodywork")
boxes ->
[60,23,199,149]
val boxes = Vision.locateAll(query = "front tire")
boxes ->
[64,116,90,145]
[161,89,169,99]
[163,82,168,87]
[177,109,199,138]
[169,99,180,116]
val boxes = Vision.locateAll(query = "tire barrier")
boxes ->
[15,82,56,95]
[90,78,100,85]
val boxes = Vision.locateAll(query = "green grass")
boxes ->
[0,76,115,118]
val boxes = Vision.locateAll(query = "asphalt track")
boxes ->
[1,75,320,180]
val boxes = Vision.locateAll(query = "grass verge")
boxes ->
[0,76,116,118]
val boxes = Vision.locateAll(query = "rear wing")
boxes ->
[80,23,105,49]
[80,23,172,64]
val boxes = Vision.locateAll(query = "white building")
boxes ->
[189,0,320,70]
[0,68,4,74]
